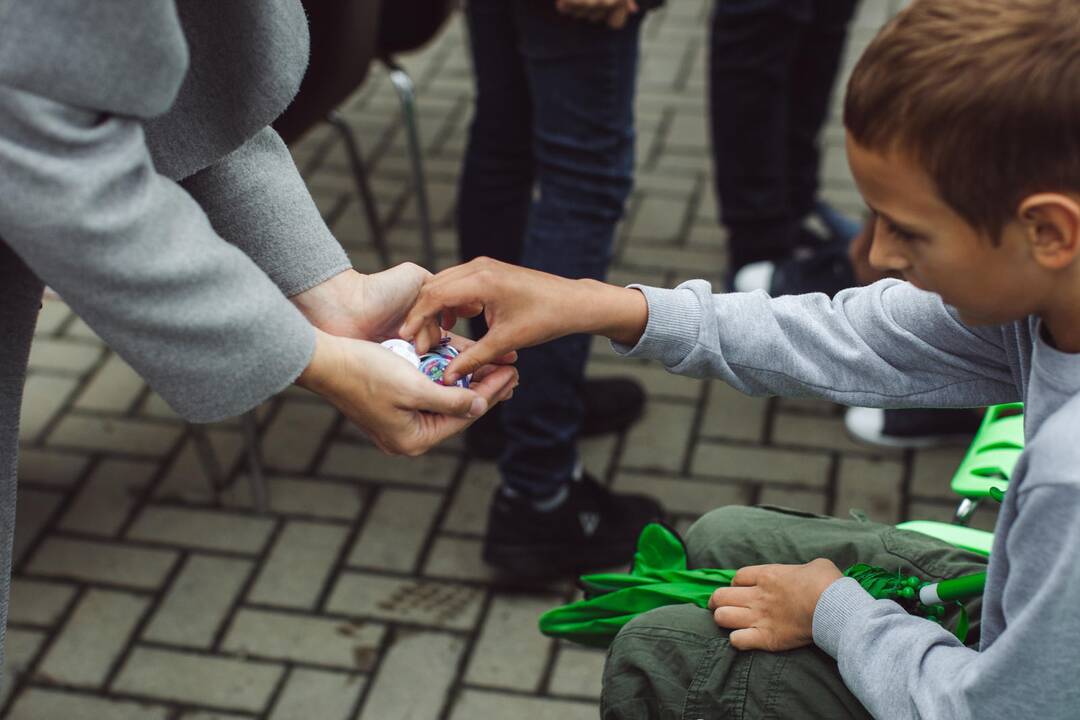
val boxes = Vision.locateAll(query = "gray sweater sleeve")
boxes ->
[617,279,1019,408]
[814,484,1080,719]
[180,126,352,298]
[0,85,315,423]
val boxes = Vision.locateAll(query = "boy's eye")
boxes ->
[884,220,919,242]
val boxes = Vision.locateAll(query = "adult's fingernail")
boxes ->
[468,397,487,418]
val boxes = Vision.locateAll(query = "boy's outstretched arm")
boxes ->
[400,258,648,384]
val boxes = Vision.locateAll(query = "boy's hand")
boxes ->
[399,257,648,385]
[708,559,843,652]
[297,329,518,456]
[556,0,640,29]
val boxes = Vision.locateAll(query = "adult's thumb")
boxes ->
[414,382,487,419]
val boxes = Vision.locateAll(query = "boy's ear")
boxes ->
[1017,193,1080,270]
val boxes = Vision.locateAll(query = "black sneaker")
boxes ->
[482,473,663,577]
[465,377,646,460]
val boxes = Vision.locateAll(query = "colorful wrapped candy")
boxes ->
[380,338,471,388]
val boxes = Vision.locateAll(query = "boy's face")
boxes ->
[846,132,1044,326]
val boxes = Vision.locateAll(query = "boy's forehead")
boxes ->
[845,133,949,223]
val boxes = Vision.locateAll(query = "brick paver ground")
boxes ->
[6,1,993,718]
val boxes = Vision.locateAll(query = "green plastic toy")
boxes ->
[539,523,984,648]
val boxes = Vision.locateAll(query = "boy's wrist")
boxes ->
[575,279,648,346]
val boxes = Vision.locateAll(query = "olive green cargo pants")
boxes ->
[601,505,988,719]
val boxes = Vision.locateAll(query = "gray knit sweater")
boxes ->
[618,278,1080,719]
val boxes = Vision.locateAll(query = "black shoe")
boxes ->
[770,235,857,297]
[482,473,663,577]
[465,377,646,460]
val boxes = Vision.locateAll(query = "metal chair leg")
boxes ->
[241,411,270,514]
[384,59,437,270]
[953,497,979,526]
[327,111,392,268]
[190,424,225,493]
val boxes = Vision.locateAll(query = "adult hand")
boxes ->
[555,0,640,29]
[707,559,844,652]
[291,264,442,343]
[297,329,518,456]
[399,257,644,386]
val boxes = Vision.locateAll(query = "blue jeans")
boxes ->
[709,0,858,270]
[458,0,643,497]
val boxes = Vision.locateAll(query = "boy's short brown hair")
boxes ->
[844,0,1080,242]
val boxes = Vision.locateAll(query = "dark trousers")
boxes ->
[709,0,858,270]
[458,0,643,496]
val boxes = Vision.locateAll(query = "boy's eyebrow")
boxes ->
[865,203,928,236]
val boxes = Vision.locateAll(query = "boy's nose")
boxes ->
[867,221,910,273]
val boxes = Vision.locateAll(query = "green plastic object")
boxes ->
[894,520,994,556]
[951,403,1024,499]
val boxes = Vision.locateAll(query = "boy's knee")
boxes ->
[685,505,761,563]
[603,605,719,719]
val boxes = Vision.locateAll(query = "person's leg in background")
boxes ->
[479,3,661,576]
[601,505,987,718]
[457,0,648,465]
[710,0,860,294]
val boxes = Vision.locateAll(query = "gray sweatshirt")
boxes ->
[618,278,1080,719]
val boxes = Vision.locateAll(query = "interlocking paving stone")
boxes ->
[59,458,157,536]
[27,538,177,589]
[549,646,607,699]
[358,631,464,720]
[261,402,338,472]
[319,443,459,489]
[6,688,170,720]
[127,507,274,554]
[18,375,79,442]
[15,448,88,487]
[33,299,71,335]
[422,537,497,582]
[113,648,283,713]
[327,572,483,631]
[74,354,144,413]
[143,555,253,648]
[26,338,102,375]
[155,430,244,503]
[772,412,902,455]
[699,382,768,442]
[836,456,905,524]
[347,488,442,571]
[222,609,384,670]
[47,414,181,457]
[1,629,43,708]
[448,689,597,720]
[248,520,348,609]
[8,579,76,626]
[465,594,560,691]
[269,669,364,720]
[613,472,752,516]
[224,476,363,521]
[910,445,970,500]
[588,361,701,401]
[693,442,832,487]
[621,402,697,472]
[441,462,497,535]
[37,589,148,687]
[12,489,63,566]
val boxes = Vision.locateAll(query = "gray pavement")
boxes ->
[6,1,990,717]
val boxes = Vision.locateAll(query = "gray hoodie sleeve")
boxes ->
[814,484,1080,719]
[179,126,352,298]
[0,85,315,423]
[616,278,1019,408]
